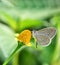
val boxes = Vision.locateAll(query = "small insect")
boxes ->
[32,27,56,47]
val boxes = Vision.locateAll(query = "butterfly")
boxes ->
[32,27,56,47]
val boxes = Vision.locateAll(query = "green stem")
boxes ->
[51,20,60,64]
[3,45,26,65]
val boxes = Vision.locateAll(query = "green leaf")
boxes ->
[51,16,60,65]
[0,10,17,30]
[7,0,60,10]
[0,24,18,61]
[17,19,44,32]
[1,0,60,20]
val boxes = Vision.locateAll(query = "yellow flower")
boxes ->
[15,30,32,46]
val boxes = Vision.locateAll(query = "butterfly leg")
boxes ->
[36,42,38,48]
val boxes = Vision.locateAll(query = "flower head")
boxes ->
[16,30,32,46]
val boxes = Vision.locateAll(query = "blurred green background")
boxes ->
[0,0,60,65]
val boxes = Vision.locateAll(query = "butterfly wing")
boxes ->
[36,27,56,39]
[35,34,51,46]
[32,27,56,46]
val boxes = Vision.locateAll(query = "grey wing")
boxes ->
[35,34,51,46]
[36,27,56,39]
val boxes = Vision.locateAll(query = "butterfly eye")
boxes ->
[16,30,32,46]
